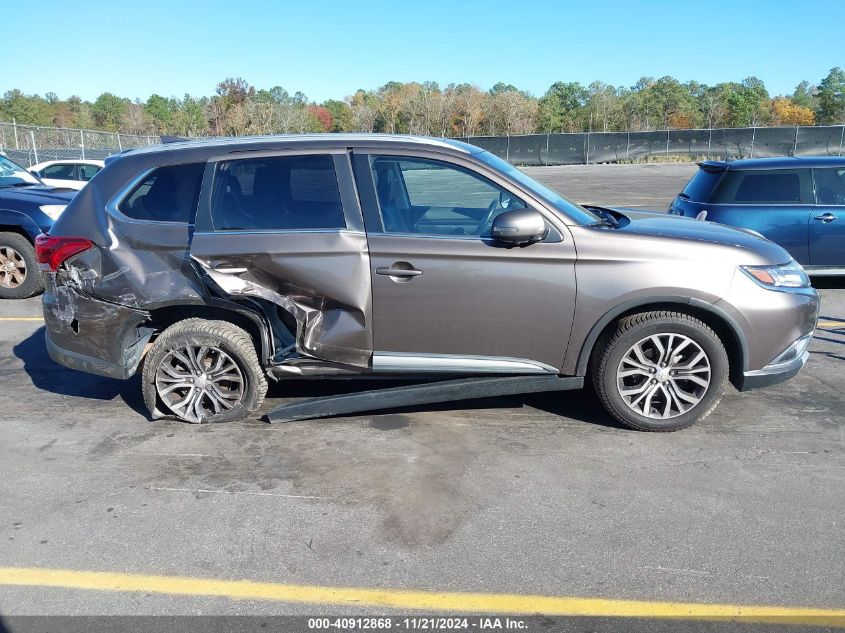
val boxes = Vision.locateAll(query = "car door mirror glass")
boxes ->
[491,209,548,245]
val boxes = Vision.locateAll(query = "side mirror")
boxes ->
[491,209,548,246]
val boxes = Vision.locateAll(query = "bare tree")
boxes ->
[452,85,487,137]
[491,90,537,136]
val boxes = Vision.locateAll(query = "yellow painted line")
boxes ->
[0,316,43,321]
[818,320,844,328]
[0,567,843,626]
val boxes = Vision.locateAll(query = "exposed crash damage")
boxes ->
[191,230,373,368]
[44,234,372,382]
[43,279,152,380]
[42,143,375,394]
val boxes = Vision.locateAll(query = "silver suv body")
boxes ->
[38,135,819,430]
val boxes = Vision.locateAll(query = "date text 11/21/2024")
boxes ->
[307,617,528,630]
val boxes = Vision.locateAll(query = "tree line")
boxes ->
[2,69,844,139]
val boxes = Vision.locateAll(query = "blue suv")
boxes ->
[0,154,76,298]
[669,156,845,275]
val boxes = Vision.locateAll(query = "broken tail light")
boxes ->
[35,234,94,272]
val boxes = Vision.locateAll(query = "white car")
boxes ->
[29,159,104,190]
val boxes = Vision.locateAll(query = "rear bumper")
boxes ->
[42,280,152,380]
[736,350,809,391]
[45,331,137,380]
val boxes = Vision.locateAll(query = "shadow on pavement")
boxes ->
[11,327,623,430]
[12,326,149,418]
[812,277,845,290]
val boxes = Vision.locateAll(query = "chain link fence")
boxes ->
[0,121,158,167]
[459,125,845,166]
[2,121,844,168]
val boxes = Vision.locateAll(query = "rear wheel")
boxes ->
[591,311,728,431]
[142,318,268,424]
[0,232,43,299]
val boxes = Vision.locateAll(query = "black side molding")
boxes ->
[266,375,583,423]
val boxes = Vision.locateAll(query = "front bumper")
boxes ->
[715,268,819,391]
[737,350,809,391]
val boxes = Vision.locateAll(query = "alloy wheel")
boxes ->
[0,246,27,289]
[616,333,711,419]
[154,345,245,423]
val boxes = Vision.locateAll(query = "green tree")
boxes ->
[723,77,770,127]
[144,94,173,131]
[1,89,40,124]
[792,81,817,110]
[645,76,696,129]
[817,67,845,124]
[176,95,207,135]
[255,86,291,105]
[489,82,519,96]
[91,92,128,130]
[322,99,352,131]
[538,82,587,132]
[67,95,94,129]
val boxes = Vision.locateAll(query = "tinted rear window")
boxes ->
[211,154,346,231]
[120,162,205,223]
[682,168,724,201]
[43,164,76,180]
[711,169,813,204]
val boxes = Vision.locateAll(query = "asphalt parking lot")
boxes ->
[0,164,843,622]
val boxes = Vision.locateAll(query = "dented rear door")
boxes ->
[190,149,373,367]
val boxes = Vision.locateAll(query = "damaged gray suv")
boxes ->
[38,135,819,431]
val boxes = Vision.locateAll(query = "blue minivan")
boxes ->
[669,156,845,275]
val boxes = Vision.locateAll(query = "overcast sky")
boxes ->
[6,0,843,102]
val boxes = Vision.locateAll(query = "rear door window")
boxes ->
[813,168,845,205]
[681,167,724,202]
[43,164,77,181]
[120,162,205,223]
[711,169,813,204]
[211,154,346,231]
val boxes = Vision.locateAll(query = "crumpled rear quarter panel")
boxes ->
[43,276,152,378]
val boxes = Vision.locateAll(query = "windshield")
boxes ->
[0,155,40,187]
[474,151,601,224]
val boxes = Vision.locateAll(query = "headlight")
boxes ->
[741,260,810,289]
[39,205,67,221]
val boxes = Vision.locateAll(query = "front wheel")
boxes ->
[591,311,728,431]
[0,232,43,299]
[142,318,268,424]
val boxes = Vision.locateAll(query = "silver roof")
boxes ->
[127,133,476,156]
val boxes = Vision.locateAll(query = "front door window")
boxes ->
[368,156,525,237]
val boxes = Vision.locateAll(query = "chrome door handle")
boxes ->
[213,266,248,274]
[814,213,838,223]
[376,267,422,277]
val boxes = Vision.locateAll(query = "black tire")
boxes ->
[591,311,728,432]
[142,318,268,424]
[0,232,43,299]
